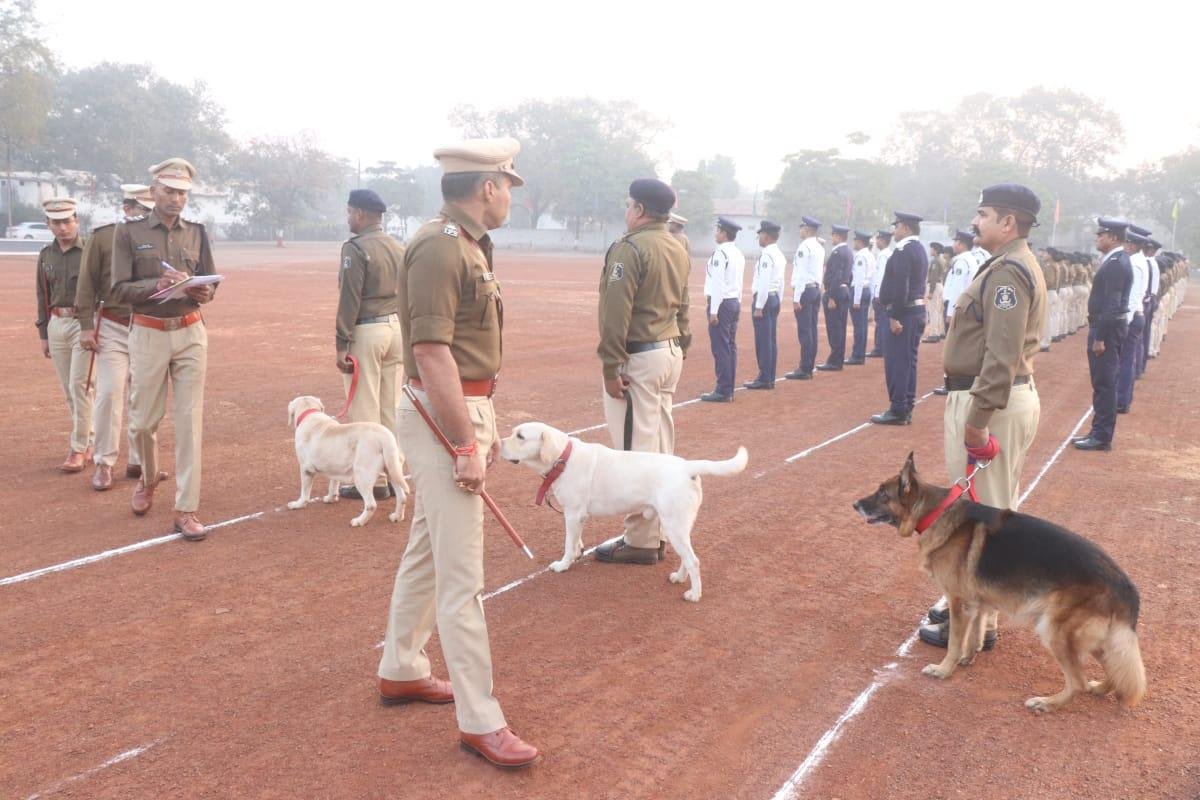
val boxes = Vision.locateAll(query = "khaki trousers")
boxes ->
[1045,291,1060,343]
[92,317,140,468]
[926,284,944,338]
[379,389,506,735]
[47,315,94,453]
[601,342,684,548]
[128,322,207,512]
[344,316,403,485]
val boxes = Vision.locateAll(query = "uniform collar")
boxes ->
[1101,245,1122,262]
[439,203,488,242]
[353,223,383,238]
[895,235,920,249]
[801,235,818,247]
[54,236,84,253]
[629,220,667,235]
[149,208,187,231]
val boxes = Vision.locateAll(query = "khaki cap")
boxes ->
[42,197,77,220]
[433,137,524,187]
[668,212,688,225]
[120,183,155,210]
[149,157,197,190]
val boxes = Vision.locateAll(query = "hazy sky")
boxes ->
[42,0,1199,189]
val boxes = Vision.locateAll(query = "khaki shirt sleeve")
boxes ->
[35,253,49,339]
[109,224,158,306]
[676,258,691,356]
[76,235,100,330]
[335,242,365,350]
[597,241,640,379]
[406,234,461,346]
[968,263,1032,429]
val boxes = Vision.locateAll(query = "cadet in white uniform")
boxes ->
[746,220,786,389]
[787,216,824,380]
[701,217,746,402]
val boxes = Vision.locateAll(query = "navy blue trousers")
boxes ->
[794,285,821,373]
[1087,325,1124,443]
[822,290,849,366]
[850,289,873,360]
[708,298,740,396]
[871,297,885,354]
[752,293,780,383]
[1117,313,1144,409]
[883,307,926,413]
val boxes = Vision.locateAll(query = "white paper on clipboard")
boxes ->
[148,274,224,303]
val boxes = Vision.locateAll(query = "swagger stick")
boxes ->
[402,384,534,560]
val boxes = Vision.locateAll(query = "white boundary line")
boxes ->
[767,404,1093,800]
[25,739,162,799]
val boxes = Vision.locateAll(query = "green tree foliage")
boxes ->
[768,149,894,232]
[698,154,739,198]
[670,168,715,237]
[0,0,55,226]
[226,135,347,239]
[364,161,423,219]
[451,97,660,231]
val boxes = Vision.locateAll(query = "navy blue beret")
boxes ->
[1097,217,1130,235]
[800,215,822,229]
[853,229,872,242]
[830,224,850,235]
[348,189,386,214]
[1124,230,1149,246]
[629,178,676,216]
[955,228,975,244]
[1127,223,1151,237]
[978,183,1040,219]
[875,229,893,240]
[757,220,781,236]
[892,211,923,226]
[716,216,742,235]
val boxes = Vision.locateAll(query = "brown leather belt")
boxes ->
[132,311,203,331]
[408,376,497,398]
[100,309,131,326]
[945,374,1031,392]
[50,306,77,318]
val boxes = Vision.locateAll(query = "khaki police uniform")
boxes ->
[77,219,140,470]
[925,254,946,339]
[1039,258,1056,348]
[36,227,94,455]
[379,193,511,734]
[942,237,1046,511]
[597,221,692,548]
[111,195,216,514]
[336,223,405,443]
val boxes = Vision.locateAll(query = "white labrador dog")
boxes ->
[499,421,747,602]
[286,395,408,527]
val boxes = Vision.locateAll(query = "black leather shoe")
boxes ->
[870,409,911,426]
[866,350,883,358]
[921,336,940,344]
[1073,437,1112,451]
[784,370,813,380]
[700,391,733,403]
[845,358,865,366]
[743,380,774,390]
[339,485,394,500]
[928,605,949,624]
[816,363,843,371]
[919,621,997,650]
[932,387,949,396]
[594,538,661,565]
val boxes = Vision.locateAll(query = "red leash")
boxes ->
[915,435,999,534]
[333,355,359,420]
[535,440,573,506]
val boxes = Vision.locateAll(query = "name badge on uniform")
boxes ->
[610,263,624,281]
[994,285,1018,310]
[135,243,155,250]
[442,223,459,238]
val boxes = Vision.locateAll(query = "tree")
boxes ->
[0,0,55,229]
[364,160,423,220]
[34,62,230,184]
[768,149,896,233]
[226,135,346,240]
[697,155,739,199]
[451,97,660,231]
[670,168,715,238]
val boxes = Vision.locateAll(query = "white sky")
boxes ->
[42,0,1200,189]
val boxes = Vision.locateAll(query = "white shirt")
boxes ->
[1147,253,1160,296]
[1128,251,1148,321]
[944,251,981,316]
[752,243,787,309]
[851,247,875,305]
[791,236,824,301]
[704,241,746,315]
[871,247,892,294]
[970,246,991,267]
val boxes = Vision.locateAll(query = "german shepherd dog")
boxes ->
[854,453,1146,712]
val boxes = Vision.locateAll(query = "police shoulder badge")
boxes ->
[610,263,624,281]
[442,222,459,238]
[342,255,352,270]
[994,285,1017,310]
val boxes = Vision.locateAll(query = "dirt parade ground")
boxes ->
[1,243,1198,799]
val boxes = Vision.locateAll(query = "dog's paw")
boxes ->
[957,653,977,667]
[1087,679,1112,696]
[922,663,952,679]
[286,500,306,510]
[668,570,687,584]
[1024,696,1058,713]
[350,517,366,528]
[549,559,572,573]
[322,495,338,504]
[682,588,701,602]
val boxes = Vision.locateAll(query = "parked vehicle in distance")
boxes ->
[5,222,54,240]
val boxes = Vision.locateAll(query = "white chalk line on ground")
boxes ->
[767,402,1094,800]
[25,739,163,800]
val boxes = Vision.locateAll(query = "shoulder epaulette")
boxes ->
[92,222,116,233]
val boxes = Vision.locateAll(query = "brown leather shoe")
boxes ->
[91,464,113,491]
[174,512,206,542]
[125,464,142,480]
[61,449,89,473]
[379,676,454,706]
[131,471,168,516]
[459,727,539,769]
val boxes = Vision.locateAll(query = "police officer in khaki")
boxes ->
[595,178,692,564]
[111,158,217,541]
[376,137,538,769]
[919,183,1047,650]
[76,184,154,490]
[668,211,690,254]
[35,197,94,472]
[335,188,404,500]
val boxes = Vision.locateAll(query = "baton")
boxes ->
[84,303,101,392]
[401,383,534,560]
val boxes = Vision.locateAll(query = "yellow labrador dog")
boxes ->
[286,395,408,527]
[500,421,747,602]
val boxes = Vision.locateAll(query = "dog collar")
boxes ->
[535,440,573,506]
[295,408,322,428]
[915,465,981,534]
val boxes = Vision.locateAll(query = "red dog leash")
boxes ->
[294,355,359,429]
[915,435,1000,534]
[535,440,573,506]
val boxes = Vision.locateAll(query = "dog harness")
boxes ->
[535,440,574,506]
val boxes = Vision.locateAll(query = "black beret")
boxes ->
[830,224,850,235]
[629,178,676,216]
[978,183,1040,219]
[716,216,742,235]
[853,229,872,242]
[1097,217,1130,236]
[955,228,975,244]
[348,189,386,214]
[757,220,782,236]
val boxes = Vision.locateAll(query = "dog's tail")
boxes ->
[381,437,410,513]
[685,446,748,478]
[1099,621,1147,708]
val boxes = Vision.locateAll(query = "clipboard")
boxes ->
[148,273,224,303]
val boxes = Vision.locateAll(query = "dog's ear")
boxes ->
[899,451,917,497]
[538,427,564,465]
